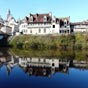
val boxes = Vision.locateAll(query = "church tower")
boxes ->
[6,9,12,21]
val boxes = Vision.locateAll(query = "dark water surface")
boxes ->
[0,48,88,88]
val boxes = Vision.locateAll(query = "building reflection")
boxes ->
[18,57,70,77]
[0,55,69,77]
[0,53,88,77]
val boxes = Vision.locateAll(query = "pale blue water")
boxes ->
[0,36,3,40]
[0,65,88,88]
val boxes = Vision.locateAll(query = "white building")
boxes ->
[0,16,4,29]
[0,26,12,35]
[19,12,70,35]
[70,21,88,34]
[19,57,59,68]
[59,17,70,34]
[0,14,12,35]
[4,10,19,35]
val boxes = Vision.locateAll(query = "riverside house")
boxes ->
[1,10,88,35]
[19,12,70,35]
[0,15,12,35]
[4,10,19,35]
[70,20,88,34]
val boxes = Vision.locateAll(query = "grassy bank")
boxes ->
[9,33,88,50]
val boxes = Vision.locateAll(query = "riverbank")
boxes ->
[9,33,88,50]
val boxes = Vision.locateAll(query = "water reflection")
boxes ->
[0,49,88,88]
[0,54,88,77]
[0,56,69,77]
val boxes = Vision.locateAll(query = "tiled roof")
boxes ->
[59,16,70,21]
[0,16,4,23]
[27,13,52,23]
[70,21,88,25]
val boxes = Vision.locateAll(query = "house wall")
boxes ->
[1,26,12,34]
[19,23,28,34]
[19,23,60,35]
[51,23,60,34]
[19,14,71,35]
[27,23,52,35]
[74,25,88,33]
[19,57,59,68]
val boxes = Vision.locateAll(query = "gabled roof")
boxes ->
[27,13,52,23]
[0,16,4,23]
[70,21,88,25]
[59,16,70,21]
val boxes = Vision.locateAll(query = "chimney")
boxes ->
[49,12,52,17]
[36,13,39,16]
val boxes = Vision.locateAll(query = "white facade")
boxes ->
[19,21,60,35]
[19,13,67,35]
[4,10,19,35]
[74,24,88,33]
[4,19,19,35]
[0,26,12,35]
[19,14,70,35]
[19,22,28,34]
[19,57,59,68]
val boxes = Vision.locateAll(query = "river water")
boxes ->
[0,48,88,88]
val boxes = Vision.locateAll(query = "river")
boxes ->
[0,48,88,88]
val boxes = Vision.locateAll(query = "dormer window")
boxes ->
[64,20,67,27]
[52,17,56,23]
[43,16,47,22]
[30,16,33,22]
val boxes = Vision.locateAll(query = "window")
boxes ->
[44,23,46,25]
[53,20,55,23]
[26,30,27,33]
[67,30,69,33]
[60,30,61,33]
[64,20,67,27]
[53,25,55,28]
[30,16,33,22]
[64,22,67,24]
[39,59,40,62]
[43,16,47,22]
[44,28,46,33]
[60,30,65,33]
[52,63,55,66]
[43,59,46,62]
[62,30,64,33]
[30,30,32,33]
[23,29,27,33]
[39,29,41,33]
[22,25,24,28]
[65,30,66,33]
[23,29,25,32]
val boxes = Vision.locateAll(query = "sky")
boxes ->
[0,0,88,22]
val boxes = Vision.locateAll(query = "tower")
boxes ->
[7,9,12,21]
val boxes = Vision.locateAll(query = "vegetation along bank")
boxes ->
[9,33,88,50]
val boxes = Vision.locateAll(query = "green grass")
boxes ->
[9,33,88,50]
